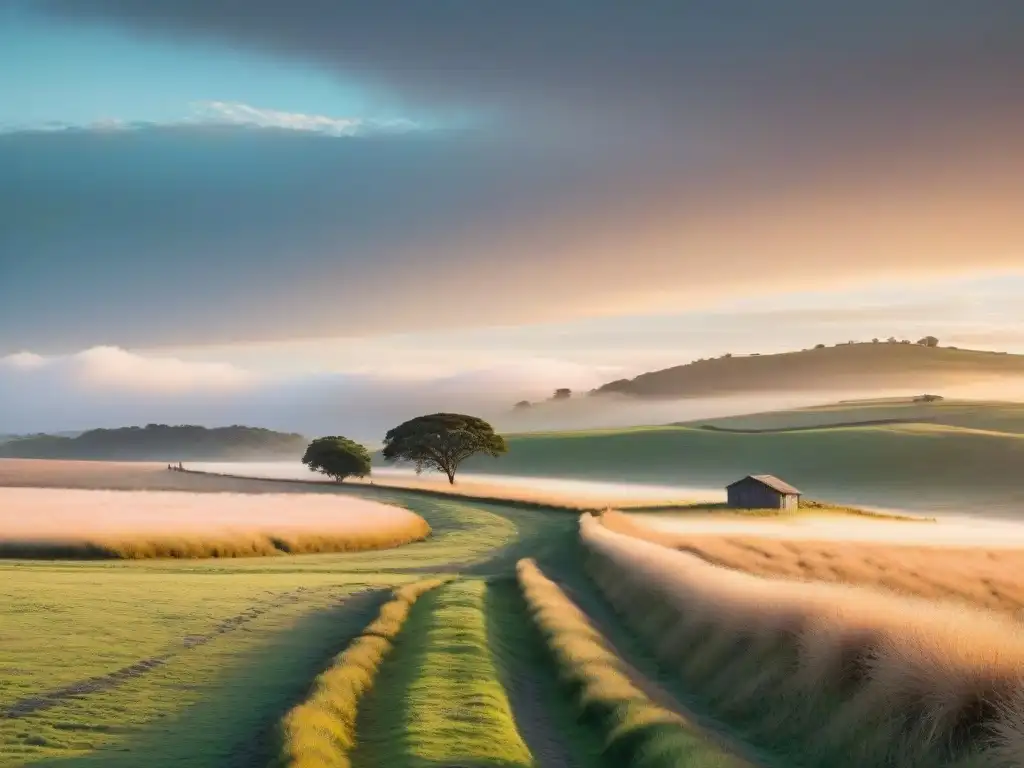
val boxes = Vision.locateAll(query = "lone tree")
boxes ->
[301,436,372,483]
[551,388,572,400]
[916,336,940,347]
[382,413,507,485]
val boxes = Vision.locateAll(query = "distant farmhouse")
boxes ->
[726,475,802,511]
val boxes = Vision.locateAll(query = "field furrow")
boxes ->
[278,578,446,768]
[484,577,604,768]
[352,579,535,768]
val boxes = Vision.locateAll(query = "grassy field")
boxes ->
[683,398,1024,434]
[481,414,1024,513]
[5,459,1024,767]
[0,464,586,767]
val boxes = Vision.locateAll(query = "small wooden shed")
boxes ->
[726,475,802,510]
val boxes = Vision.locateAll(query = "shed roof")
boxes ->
[727,474,802,495]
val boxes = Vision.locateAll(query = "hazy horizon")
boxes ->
[2,3,1022,437]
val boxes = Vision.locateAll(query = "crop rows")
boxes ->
[278,578,447,767]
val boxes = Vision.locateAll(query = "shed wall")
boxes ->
[726,479,797,509]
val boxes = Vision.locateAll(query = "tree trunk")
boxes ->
[447,470,456,485]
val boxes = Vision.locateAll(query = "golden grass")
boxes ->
[277,578,446,768]
[516,558,747,767]
[601,511,1024,615]
[0,487,431,559]
[580,514,1024,767]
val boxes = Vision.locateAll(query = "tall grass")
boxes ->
[516,558,748,767]
[0,488,431,559]
[601,512,1024,614]
[277,578,446,768]
[580,514,1024,767]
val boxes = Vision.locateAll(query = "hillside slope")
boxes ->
[470,421,1024,513]
[594,343,1024,398]
[683,398,1024,434]
[0,424,307,462]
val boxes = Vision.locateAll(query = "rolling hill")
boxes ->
[470,399,1024,515]
[592,342,1024,398]
[683,397,1024,434]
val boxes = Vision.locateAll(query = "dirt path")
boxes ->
[501,662,579,768]
[486,579,582,768]
[555,578,772,768]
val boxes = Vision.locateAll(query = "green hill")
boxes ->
[0,424,307,462]
[469,411,1024,514]
[593,342,1024,398]
[683,398,1024,434]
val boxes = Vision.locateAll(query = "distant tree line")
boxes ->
[0,424,307,461]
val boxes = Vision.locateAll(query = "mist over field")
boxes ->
[7,344,1024,441]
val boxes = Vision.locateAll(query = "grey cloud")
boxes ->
[32,1,1024,145]
[4,3,1023,352]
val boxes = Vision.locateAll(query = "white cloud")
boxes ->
[190,101,362,136]
[191,101,420,136]
[0,352,47,370]
[0,104,420,138]
[1,346,253,394]
[70,346,255,393]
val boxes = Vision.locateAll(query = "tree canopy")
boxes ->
[381,413,506,484]
[301,436,372,483]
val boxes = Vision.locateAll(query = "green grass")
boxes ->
[0,486,592,767]
[517,559,747,768]
[685,399,1024,435]
[484,577,607,768]
[352,580,534,768]
[0,488,566,765]
[278,578,447,768]
[1,579,390,767]
[472,418,1024,512]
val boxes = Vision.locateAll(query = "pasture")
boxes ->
[4,458,1024,767]
[483,413,1024,514]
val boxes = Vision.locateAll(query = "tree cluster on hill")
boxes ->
[0,424,307,461]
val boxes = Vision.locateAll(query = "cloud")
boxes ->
[3,3,1021,352]
[0,102,420,138]
[1,347,254,394]
[190,101,418,136]
[1,352,47,370]
[0,346,616,437]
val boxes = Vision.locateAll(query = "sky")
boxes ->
[1,2,1022,436]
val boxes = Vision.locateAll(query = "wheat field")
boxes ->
[601,511,1024,615]
[0,487,430,558]
[581,513,1024,767]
